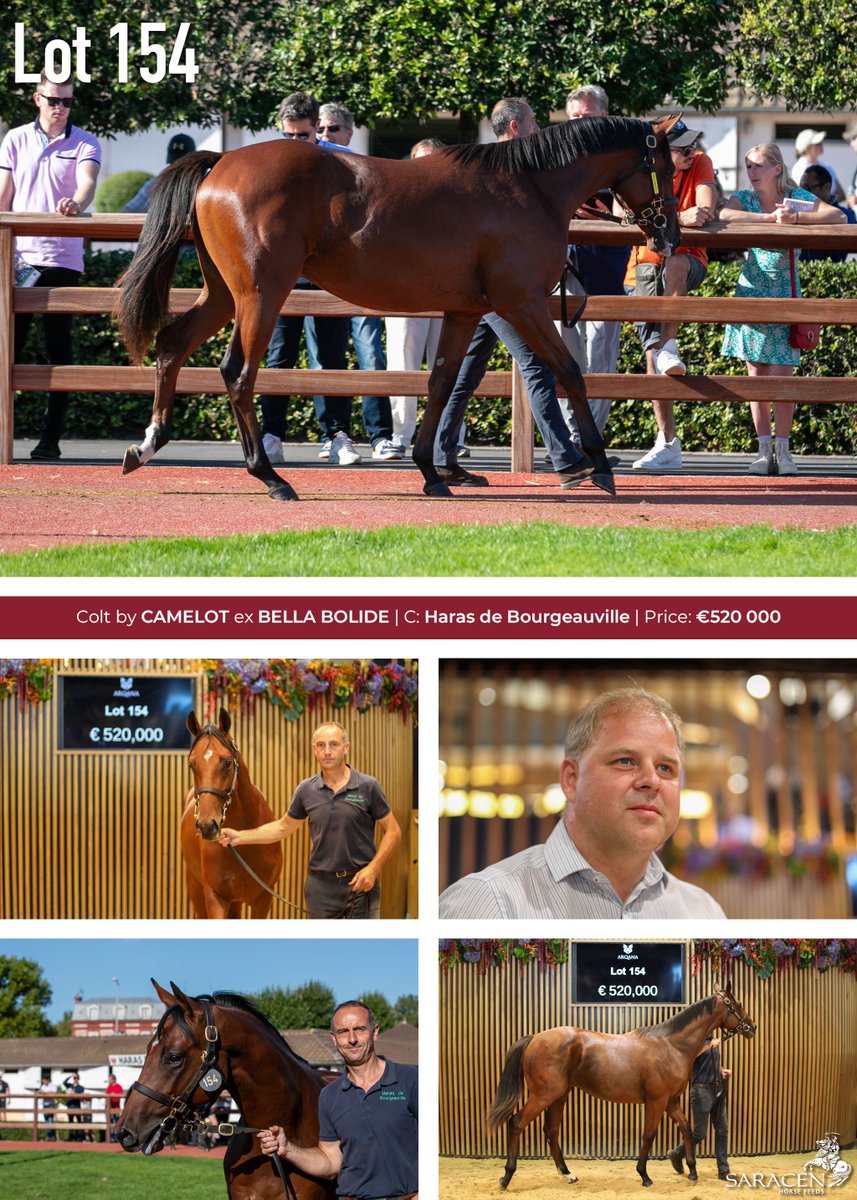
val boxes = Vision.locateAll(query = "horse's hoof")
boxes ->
[423,481,453,498]
[565,1174,578,1184]
[436,465,489,487]
[641,1180,653,1188]
[498,1179,509,1191]
[591,471,616,496]
[268,483,299,501]
[122,446,143,474]
[688,1173,698,1184]
[668,1149,685,1175]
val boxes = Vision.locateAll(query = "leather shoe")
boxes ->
[30,439,61,460]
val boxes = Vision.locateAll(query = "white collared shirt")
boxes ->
[438,821,726,919]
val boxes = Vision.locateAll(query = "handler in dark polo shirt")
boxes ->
[219,721,400,918]
[261,999,418,1200]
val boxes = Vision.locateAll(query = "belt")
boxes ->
[341,1194,417,1200]
[309,868,362,879]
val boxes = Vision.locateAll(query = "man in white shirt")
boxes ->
[439,687,726,919]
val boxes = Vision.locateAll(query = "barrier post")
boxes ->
[510,360,534,472]
[0,226,14,464]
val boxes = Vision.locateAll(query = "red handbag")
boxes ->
[788,249,820,350]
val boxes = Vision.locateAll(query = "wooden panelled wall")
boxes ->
[0,661,415,919]
[440,946,857,1159]
[439,662,857,916]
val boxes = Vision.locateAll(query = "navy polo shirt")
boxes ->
[287,767,391,872]
[318,1058,418,1199]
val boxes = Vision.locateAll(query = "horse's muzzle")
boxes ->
[115,1124,142,1152]
[196,819,221,842]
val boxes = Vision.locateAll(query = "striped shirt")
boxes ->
[438,821,726,919]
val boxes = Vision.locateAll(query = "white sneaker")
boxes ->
[654,341,687,376]
[328,431,361,465]
[318,440,332,460]
[632,433,682,472]
[457,444,471,459]
[776,442,798,475]
[372,438,404,461]
[748,444,775,476]
[262,433,285,464]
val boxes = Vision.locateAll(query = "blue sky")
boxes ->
[3,938,418,1023]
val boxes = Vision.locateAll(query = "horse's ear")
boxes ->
[153,979,177,1008]
[187,711,201,738]
[169,981,197,1017]
[218,707,231,735]
[652,113,682,139]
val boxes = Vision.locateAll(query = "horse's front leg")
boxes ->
[495,299,616,495]
[665,1095,698,1182]
[123,288,233,475]
[635,1102,664,1188]
[412,312,481,497]
[499,1094,549,1191]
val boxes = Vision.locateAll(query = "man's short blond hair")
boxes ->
[312,720,349,743]
[563,687,684,760]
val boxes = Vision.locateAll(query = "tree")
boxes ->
[0,956,54,1037]
[270,0,739,141]
[392,993,418,1027]
[1,0,279,136]
[252,981,336,1029]
[54,1010,73,1037]
[358,990,396,1032]
[735,0,857,112]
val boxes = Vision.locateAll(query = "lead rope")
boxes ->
[214,1121,298,1200]
[226,844,359,920]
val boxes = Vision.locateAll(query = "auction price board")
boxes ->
[59,675,195,750]
[572,942,685,1004]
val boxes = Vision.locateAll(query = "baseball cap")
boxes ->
[794,129,825,156]
[166,134,196,163]
[666,119,703,149]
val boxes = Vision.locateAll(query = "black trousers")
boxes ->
[15,265,82,439]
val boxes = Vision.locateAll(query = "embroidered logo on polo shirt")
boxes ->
[379,1089,407,1102]
[345,792,366,806]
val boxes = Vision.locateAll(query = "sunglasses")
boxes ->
[318,124,342,133]
[673,143,698,156]
[282,130,312,140]
[38,94,74,108]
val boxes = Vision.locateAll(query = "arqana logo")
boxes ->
[804,1134,853,1189]
[623,944,634,954]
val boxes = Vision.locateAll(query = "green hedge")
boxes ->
[14,251,857,454]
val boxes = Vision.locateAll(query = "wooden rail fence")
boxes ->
[0,659,416,920]
[0,1092,122,1141]
[3,214,857,469]
[439,943,857,1160]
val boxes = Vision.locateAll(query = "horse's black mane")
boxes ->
[445,116,651,175]
[157,990,314,1067]
[633,994,718,1039]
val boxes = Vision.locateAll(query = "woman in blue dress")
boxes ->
[720,143,845,476]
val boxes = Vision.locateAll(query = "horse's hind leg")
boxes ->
[412,312,481,498]
[123,250,234,474]
[222,296,299,501]
[544,1096,577,1183]
[499,1094,548,1191]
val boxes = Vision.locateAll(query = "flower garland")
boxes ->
[0,659,54,709]
[201,659,418,725]
[692,939,857,981]
[438,939,569,975]
[660,839,841,883]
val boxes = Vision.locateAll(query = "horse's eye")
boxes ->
[165,1052,184,1066]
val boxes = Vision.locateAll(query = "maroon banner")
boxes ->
[0,596,852,639]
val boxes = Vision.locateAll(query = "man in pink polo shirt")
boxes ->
[0,72,101,460]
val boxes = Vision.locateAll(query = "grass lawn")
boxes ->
[0,523,856,577]
[0,1149,224,1199]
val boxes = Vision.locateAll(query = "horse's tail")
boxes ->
[487,1035,534,1129]
[115,150,223,364]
